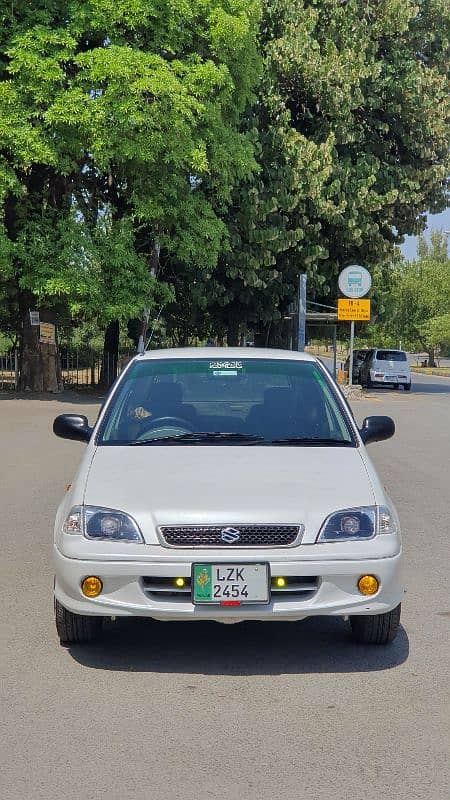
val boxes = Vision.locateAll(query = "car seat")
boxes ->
[147,382,198,425]
[246,387,297,440]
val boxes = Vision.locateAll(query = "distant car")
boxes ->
[359,349,411,390]
[344,349,369,383]
[52,347,403,647]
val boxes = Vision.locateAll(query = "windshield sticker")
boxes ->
[209,361,243,370]
[209,361,243,376]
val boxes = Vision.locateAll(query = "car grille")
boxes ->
[158,524,302,548]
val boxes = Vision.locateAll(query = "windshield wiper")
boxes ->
[130,432,265,445]
[270,437,353,446]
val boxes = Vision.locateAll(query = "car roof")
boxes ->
[138,347,318,362]
[374,348,407,354]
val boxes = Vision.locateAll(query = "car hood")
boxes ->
[83,445,375,544]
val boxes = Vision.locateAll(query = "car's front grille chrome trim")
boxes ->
[157,524,304,548]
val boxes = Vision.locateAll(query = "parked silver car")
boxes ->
[359,349,411,390]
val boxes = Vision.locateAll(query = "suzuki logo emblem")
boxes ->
[220,527,241,544]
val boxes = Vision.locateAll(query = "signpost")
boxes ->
[297,274,307,352]
[338,266,372,299]
[338,265,372,385]
[337,298,371,321]
[39,322,56,345]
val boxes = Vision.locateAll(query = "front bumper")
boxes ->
[54,546,404,622]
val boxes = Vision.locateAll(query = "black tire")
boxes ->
[394,383,399,390]
[404,382,411,391]
[55,598,103,644]
[350,603,401,645]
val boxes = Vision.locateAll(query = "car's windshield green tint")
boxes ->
[99,359,354,445]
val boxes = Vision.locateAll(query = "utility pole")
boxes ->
[348,321,355,386]
[297,274,307,351]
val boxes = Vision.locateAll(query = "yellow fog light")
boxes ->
[81,576,103,597]
[275,577,286,588]
[175,577,185,588]
[358,575,379,596]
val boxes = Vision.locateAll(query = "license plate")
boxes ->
[192,563,269,604]
[386,375,397,380]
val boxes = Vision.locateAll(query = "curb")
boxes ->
[340,385,365,400]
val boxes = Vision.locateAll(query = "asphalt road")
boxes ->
[1,373,449,800]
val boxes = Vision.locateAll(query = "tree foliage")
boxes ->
[0,1,449,381]
[0,1,260,350]
[191,0,450,342]
[384,233,450,363]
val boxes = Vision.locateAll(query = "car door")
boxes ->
[360,350,373,383]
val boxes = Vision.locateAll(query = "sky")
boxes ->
[400,207,450,260]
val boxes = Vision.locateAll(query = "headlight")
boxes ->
[316,505,397,542]
[62,506,143,542]
[317,507,376,542]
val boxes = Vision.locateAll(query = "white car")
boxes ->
[53,348,404,646]
[359,349,411,390]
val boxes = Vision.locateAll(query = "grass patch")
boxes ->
[410,366,450,377]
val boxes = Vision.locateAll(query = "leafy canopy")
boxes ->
[0,0,261,327]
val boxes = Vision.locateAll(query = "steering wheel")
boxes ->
[136,416,195,441]
[142,415,194,431]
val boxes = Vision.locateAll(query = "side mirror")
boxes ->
[359,416,395,445]
[53,414,92,443]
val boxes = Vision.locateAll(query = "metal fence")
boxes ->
[0,348,133,391]
[60,349,134,388]
[0,350,18,390]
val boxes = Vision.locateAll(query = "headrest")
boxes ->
[263,387,294,409]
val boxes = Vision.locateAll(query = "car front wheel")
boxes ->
[349,604,401,645]
[55,598,103,644]
[404,382,411,391]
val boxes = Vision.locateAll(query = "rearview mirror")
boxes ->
[359,416,395,445]
[53,414,92,443]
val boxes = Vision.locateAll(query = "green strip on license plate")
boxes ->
[193,564,213,601]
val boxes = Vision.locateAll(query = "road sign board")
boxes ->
[338,298,371,321]
[39,322,56,344]
[338,265,372,298]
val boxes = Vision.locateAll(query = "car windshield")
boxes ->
[376,351,407,362]
[98,358,355,446]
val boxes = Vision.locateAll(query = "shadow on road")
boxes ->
[364,382,450,395]
[410,382,450,394]
[67,616,409,675]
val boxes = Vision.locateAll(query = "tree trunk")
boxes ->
[227,318,240,347]
[18,299,63,392]
[427,348,437,368]
[254,326,270,348]
[99,320,120,389]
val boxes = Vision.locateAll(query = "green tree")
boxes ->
[0,1,260,388]
[386,233,450,365]
[199,0,449,344]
